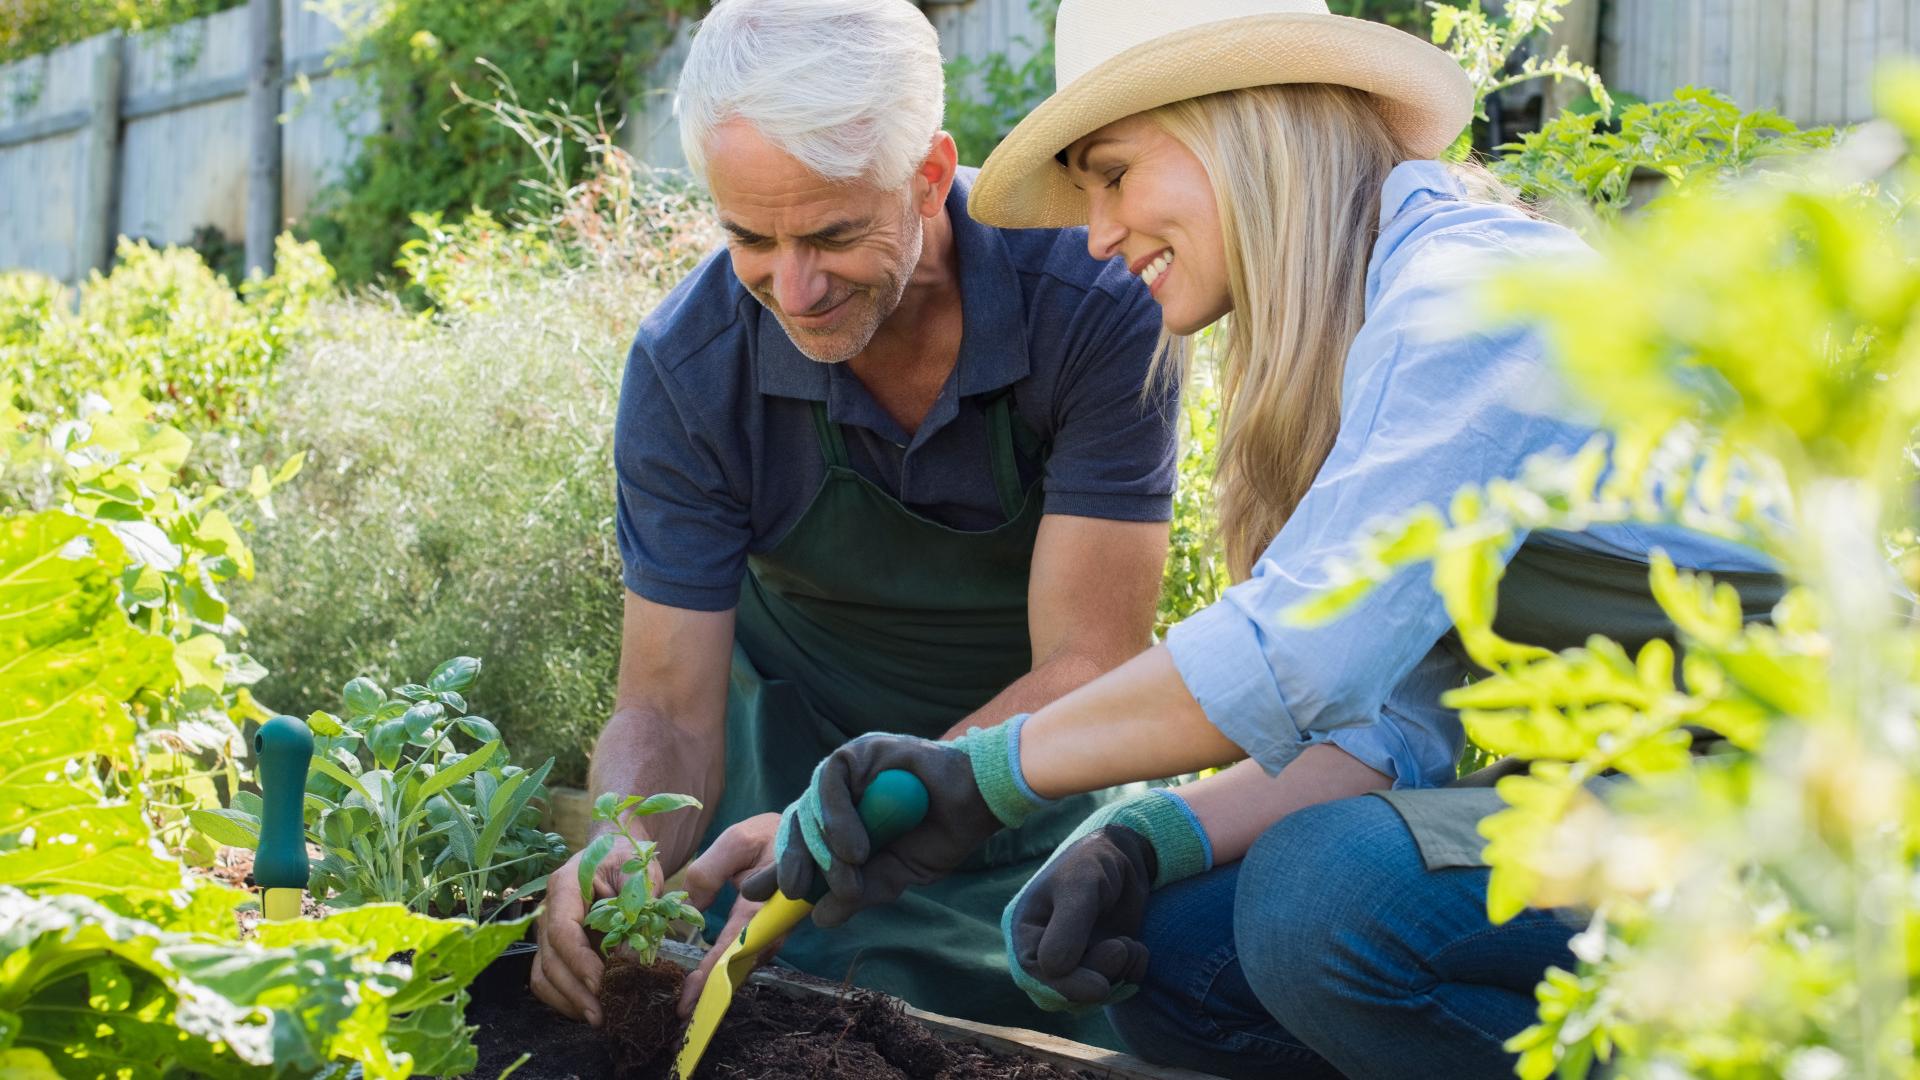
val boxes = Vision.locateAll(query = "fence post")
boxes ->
[77,32,124,279]
[246,0,284,277]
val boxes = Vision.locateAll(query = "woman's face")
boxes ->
[1062,114,1232,335]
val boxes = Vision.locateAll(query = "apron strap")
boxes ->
[985,394,1026,522]
[808,401,851,470]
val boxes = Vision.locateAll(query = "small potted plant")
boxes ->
[576,791,705,1068]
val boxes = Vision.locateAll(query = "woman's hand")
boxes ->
[743,724,1040,926]
[1001,788,1211,1012]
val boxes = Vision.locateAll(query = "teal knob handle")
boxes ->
[254,715,313,891]
[804,768,929,904]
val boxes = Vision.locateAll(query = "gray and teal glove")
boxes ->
[741,716,1050,927]
[1001,788,1212,1013]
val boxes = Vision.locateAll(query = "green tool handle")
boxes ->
[802,768,928,904]
[254,714,314,891]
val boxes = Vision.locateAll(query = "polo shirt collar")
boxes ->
[751,167,1030,405]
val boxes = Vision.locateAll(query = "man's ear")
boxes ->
[913,132,960,219]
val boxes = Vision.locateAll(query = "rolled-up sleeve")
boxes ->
[1165,230,1596,775]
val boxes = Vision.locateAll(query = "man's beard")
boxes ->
[782,213,924,365]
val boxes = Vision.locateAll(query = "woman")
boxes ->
[744,2,1784,1076]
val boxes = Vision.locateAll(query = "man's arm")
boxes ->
[939,514,1167,740]
[532,590,734,1024]
[590,591,737,864]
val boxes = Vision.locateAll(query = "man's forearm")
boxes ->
[587,705,727,874]
[937,649,1115,741]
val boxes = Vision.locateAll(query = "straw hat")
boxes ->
[969,0,1473,229]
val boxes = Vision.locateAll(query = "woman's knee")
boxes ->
[1231,795,1424,1015]
[1106,862,1242,1052]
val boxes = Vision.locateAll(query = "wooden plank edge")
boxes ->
[657,939,1224,1080]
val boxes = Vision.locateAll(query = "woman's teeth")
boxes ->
[1141,250,1174,287]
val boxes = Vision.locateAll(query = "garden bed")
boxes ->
[462,940,1221,1080]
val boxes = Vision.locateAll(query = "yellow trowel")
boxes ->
[675,768,928,1078]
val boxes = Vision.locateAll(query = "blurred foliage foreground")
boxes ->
[1299,71,1920,1077]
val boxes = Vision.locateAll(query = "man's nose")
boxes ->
[771,251,830,316]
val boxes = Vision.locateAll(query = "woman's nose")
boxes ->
[1085,202,1126,263]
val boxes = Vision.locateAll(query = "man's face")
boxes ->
[705,120,926,364]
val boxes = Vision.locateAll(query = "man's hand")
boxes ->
[531,835,662,1025]
[674,812,783,1018]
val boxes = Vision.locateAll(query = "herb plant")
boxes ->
[577,793,704,963]
[192,657,568,919]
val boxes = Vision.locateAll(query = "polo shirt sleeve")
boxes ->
[613,338,752,612]
[1040,282,1177,522]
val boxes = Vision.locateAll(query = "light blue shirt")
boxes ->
[1164,161,1774,788]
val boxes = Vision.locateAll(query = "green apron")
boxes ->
[1377,531,1786,869]
[703,393,1129,1040]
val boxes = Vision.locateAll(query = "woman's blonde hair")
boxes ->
[1148,84,1405,581]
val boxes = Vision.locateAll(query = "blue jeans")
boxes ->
[1106,795,1582,1079]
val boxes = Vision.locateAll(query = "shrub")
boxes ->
[236,163,719,787]
[0,0,237,64]
[305,0,706,284]
[0,234,332,435]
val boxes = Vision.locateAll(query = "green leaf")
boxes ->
[415,740,497,804]
[401,700,445,741]
[271,451,306,487]
[428,656,481,693]
[626,793,702,818]
[369,719,407,770]
[342,676,385,717]
[186,807,259,849]
[576,834,616,904]
[456,715,499,743]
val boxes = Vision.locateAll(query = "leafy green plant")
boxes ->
[0,383,301,864]
[1493,86,1839,226]
[1157,338,1230,635]
[0,0,238,65]
[0,500,521,1079]
[576,793,704,963]
[1432,0,1610,135]
[0,234,332,435]
[1296,68,1920,1078]
[945,0,1060,168]
[305,0,707,284]
[193,658,568,919]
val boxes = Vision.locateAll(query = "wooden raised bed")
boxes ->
[462,937,1223,1080]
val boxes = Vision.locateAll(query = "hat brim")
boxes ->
[969,13,1473,230]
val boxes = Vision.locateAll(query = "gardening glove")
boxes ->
[1002,787,1212,1014]
[740,715,1051,927]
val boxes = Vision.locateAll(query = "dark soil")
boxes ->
[464,968,1101,1080]
[600,956,687,1077]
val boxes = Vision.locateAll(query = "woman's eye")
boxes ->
[1104,169,1126,190]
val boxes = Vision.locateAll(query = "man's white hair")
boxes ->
[676,0,946,190]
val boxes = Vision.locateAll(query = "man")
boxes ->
[529,0,1175,1036]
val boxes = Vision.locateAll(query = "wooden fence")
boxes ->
[6,0,1919,285]
[1600,0,1920,126]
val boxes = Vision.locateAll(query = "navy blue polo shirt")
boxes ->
[614,167,1176,612]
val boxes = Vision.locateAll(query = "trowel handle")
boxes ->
[253,715,314,892]
[802,768,929,905]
